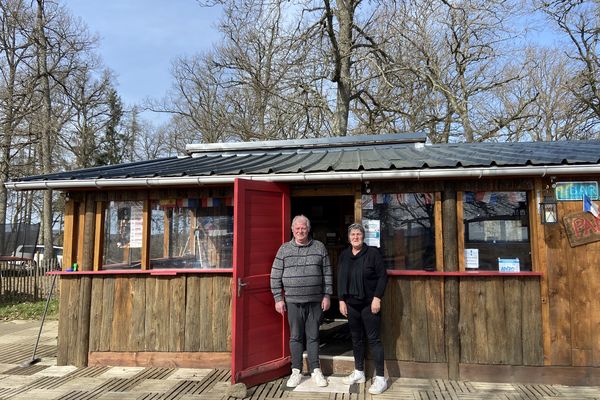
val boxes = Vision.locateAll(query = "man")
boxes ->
[270,215,333,388]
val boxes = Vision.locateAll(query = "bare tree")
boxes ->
[498,46,591,141]
[32,0,96,254]
[0,0,37,229]
[149,53,229,143]
[150,0,597,144]
[35,0,55,258]
[379,0,539,143]
[153,0,327,142]
[539,0,600,134]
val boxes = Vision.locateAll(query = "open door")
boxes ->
[232,178,291,387]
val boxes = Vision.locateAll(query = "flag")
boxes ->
[583,193,599,218]
[475,191,492,203]
[174,198,200,208]
[159,199,176,208]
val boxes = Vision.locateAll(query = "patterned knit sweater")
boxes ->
[270,238,333,304]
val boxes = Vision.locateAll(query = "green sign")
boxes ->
[555,181,599,201]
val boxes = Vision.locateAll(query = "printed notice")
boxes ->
[464,249,479,269]
[362,219,381,247]
[129,205,144,248]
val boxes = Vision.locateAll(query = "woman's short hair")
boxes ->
[347,223,365,236]
[292,214,311,230]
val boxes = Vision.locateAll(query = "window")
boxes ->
[149,198,233,269]
[362,193,436,270]
[103,201,143,269]
[463,191,532,271]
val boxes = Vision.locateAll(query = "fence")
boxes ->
[0,258,60,301]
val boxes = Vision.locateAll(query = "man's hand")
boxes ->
[339,300,348,317]
[321,296,330,311]
[275,300,286,315]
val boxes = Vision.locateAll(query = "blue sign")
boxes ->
[555,181,599,201]
[498,258,520,272]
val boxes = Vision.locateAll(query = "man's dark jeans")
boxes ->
[286,301,323,371]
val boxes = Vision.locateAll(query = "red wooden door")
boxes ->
[231,178,291,387]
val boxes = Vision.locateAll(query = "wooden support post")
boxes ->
[442,186,460,380]
[142,200,150,269]
[354,184,362,223]
[533,179,552,365]
[63,199,76,271]
[73,193,96,367]
[93,202,105,271]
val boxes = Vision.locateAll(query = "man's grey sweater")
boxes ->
[270,238,333,304]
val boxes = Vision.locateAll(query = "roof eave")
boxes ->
[5,164,600,191]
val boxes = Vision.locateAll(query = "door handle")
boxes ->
[237,278,248,297]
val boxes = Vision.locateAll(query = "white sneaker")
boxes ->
[287,368,302,388]
[342,369,366,385]
[311,368,328,387]
[368,376,388,394]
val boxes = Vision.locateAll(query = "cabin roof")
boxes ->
[7,134,600,190]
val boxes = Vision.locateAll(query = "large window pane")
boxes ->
[102,201,143,269]
[362,193,436,270]
[463,191,532,271]
[149,198,233,269]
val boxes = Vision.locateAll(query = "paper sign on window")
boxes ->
[129,205,144,248]
[362,219,381,247]
[498,258,520,272]
[465,249,479,269]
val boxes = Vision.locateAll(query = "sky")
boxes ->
[62,0,223,124]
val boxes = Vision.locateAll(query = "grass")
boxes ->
[0,295,59,321]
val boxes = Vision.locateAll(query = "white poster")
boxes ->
[361,195,374,210]
[464,248,479,269]
[498,258,520,272]
[362,219,380,247]
[129,205,144,248]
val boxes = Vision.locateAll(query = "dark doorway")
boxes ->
[291,195,354,357]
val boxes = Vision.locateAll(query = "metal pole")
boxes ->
[21,271,57,367]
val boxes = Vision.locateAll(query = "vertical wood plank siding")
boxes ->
[545,200,600,367]
[382,277,446,362]
[382,276,543,366]
[459,277,543,365]
[58,274,232,365]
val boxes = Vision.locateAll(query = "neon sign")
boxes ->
[555,181,598,201]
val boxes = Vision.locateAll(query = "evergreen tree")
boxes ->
[96,88,125,165]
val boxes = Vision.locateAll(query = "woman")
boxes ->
[338,223,389,394]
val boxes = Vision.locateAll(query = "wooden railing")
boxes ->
[0,259,60,300]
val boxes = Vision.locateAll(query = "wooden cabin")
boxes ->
[6,133,600,387]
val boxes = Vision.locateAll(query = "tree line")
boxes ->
[0,0,598,253]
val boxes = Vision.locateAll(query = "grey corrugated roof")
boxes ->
[9,136,600,184]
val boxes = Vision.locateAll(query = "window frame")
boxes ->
[458,190,536,272]
[359,191,442,271]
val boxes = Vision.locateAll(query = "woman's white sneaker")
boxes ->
[368,376,388,394]
[342,370,366,385]
[286,368,302,388]
[311,368,328,387]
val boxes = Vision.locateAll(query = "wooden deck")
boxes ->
[1,320,599,399]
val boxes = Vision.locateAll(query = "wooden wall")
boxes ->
[58,274,232,366]
[382,277,446,363]
[544,200,600,367]
[381,276,543,366]
[459,277,543,366]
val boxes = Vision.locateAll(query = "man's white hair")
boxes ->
[291,214,311,231]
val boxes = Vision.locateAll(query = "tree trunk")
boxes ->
[36,0,54,257]
[0,54,18,234]
[333,0,354,137]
